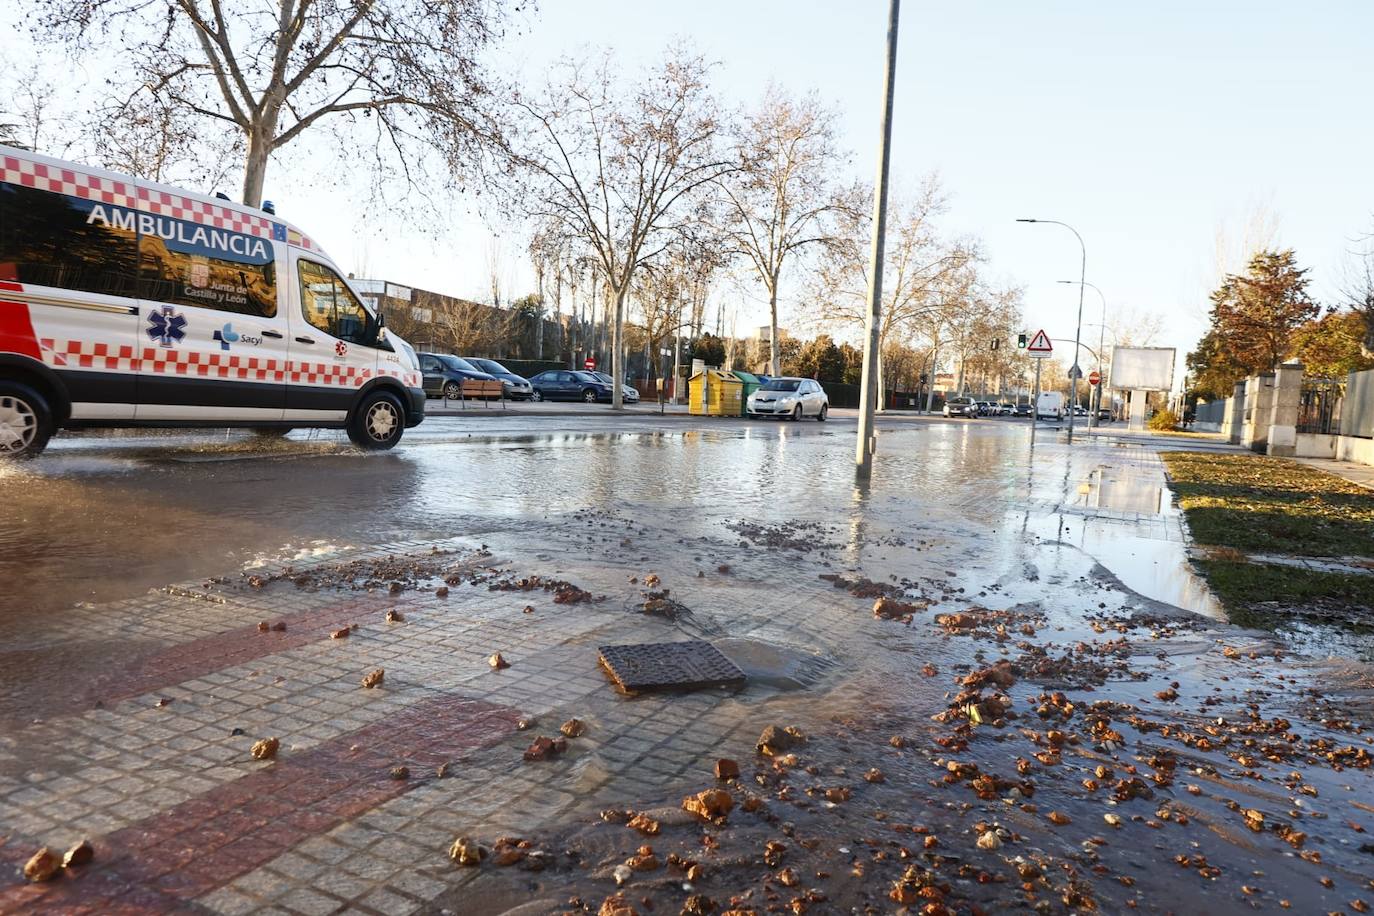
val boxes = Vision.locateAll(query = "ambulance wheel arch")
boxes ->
[0,355,71,425]
[0,378,55,458]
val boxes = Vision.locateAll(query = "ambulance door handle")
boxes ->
[261,330,283,339]
[295,336,315,345]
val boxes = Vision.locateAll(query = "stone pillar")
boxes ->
[1267,361,1304,457]
[1225,380,1246,444]
[1242,373,1275,453]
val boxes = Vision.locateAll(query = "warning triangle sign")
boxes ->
[1026,329,1053,355]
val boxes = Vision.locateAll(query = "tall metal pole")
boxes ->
[1058,280,1107,427]
[1016,219,1086,440]
[856,0,901,476]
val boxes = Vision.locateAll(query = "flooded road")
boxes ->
[2,415,1372,914]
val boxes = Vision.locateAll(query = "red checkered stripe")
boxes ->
[1,154,318,249]
[35,336,417,389]
[137,186,274,240]
[39,338,137,372]
[1,156,137,208]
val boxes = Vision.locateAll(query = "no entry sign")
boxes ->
[584,357,596,371]
[1088,370,1101,387]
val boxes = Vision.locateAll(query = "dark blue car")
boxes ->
[528,370,613,403]
[418,353,497,400]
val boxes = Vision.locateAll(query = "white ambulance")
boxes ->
[0,145,425,457]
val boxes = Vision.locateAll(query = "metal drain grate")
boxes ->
[598,641,746,694]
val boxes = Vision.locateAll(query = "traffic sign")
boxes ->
[1088,370,1101,387]
[584,356,596,371]
[1026,329,1052,358]
[1069,364,1082,380]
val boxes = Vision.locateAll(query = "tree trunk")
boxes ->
[924,342,939,413]
[768,281,780,376]
[241,127,272,208]
[611,285,627,409]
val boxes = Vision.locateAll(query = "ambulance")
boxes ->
[0,145,425,458]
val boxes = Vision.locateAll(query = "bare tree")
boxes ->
[719,86,846,375]
[509,48,734,408]
[1347,227,1374,358]
[811,177,978,398]
[29,0,514,206]
[0,63,73,155]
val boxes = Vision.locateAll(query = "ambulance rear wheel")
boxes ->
[348,391,404,450]
[0,381,53,459]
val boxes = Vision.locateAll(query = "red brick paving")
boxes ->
[0,693,519,913]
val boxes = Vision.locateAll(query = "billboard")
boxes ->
[1109,347,1175,391]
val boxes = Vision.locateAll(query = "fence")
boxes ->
[1342,368,1374,439]
[1193,399,1227,430]
[1298,378,1344,435]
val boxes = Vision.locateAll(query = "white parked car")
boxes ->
[943,396,979,418]
[747,377,828,420]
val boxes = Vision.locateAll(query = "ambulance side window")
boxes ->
[135,212,277,318]
[0,181,138,297]
[298,260,372,344]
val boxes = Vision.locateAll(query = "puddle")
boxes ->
[711,637,840,691]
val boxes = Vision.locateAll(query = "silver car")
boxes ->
[591,371,640,403]
[747,377,829,421]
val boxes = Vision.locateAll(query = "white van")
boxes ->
[1036,391,1064,420]
[0,146,425,457]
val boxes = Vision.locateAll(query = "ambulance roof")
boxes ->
[0,144,325,257]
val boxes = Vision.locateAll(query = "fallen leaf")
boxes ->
[360,668,385,689]
[560,718,586,738]
[448,836,484,866]
[61,839,94,868]
[23,848,60,882]
[251,737,280,760]
[489,652,510,670]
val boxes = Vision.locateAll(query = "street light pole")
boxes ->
[1058,279,1107,427]
[1017,218,1086,441]
[855,0,901,477]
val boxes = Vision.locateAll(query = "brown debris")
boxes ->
[523,735,568,761]
[23,848,60,882]
[448,836,485,866]
[488,652,511,670]
[598,895,639,916]
[715,758,740,780]
[390,765,410,780]
[385,609,405,622]
[329,627,350,639]
[251,737,280,760]
[961,661,1017,690]
[360,668,385,689]
[560,718,586,738]
[61,839,94,868]
[756,725,805,756]
[434,587,449,598]
[627,813,660,836]
[683,788,735,822]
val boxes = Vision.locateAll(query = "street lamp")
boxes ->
[1058,279,1107,427]
[1017,218,1086,440]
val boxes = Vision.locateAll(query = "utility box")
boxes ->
[732,371,761,416]
[689,370,743,416]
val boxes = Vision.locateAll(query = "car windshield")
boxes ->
[572,371,601,383]
[438,355,478,372]
[473,359,508,374]
[760,379,801,392]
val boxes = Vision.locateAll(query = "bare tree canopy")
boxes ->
[720,85,847,374]
[28,0,516,205]
[508,47,734,407]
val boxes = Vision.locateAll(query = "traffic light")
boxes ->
[1017,333,1027,349]
[919,373,929,385]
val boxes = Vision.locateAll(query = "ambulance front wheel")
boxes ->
[348,390,405,450]
[0,380,54,459]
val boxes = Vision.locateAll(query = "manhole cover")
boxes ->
[598,641,746,694]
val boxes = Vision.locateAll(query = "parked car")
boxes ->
[1097,407,1112,421]
[998,402,1015,415]
[0,144,426,457]
[528,369,613,403]
[1036,391,1065,420]
[463,358,534,400]
[1073,404,1089,417]
[589,371,640,403]
[944,397,979,418]
[746,377,828,420]
[418,353,497,400]
[1014,402,1033,417]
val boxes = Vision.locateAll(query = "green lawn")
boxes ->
[1161,452,1374,559]
[1195,559,1374,612]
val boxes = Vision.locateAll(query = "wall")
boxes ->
[1193,398,1228,432]
[1343,368,1374,439]
[1295,433,1338,459]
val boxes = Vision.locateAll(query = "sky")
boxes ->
[5,1,1374,377]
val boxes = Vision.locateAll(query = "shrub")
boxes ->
[1148,409,1180,431]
